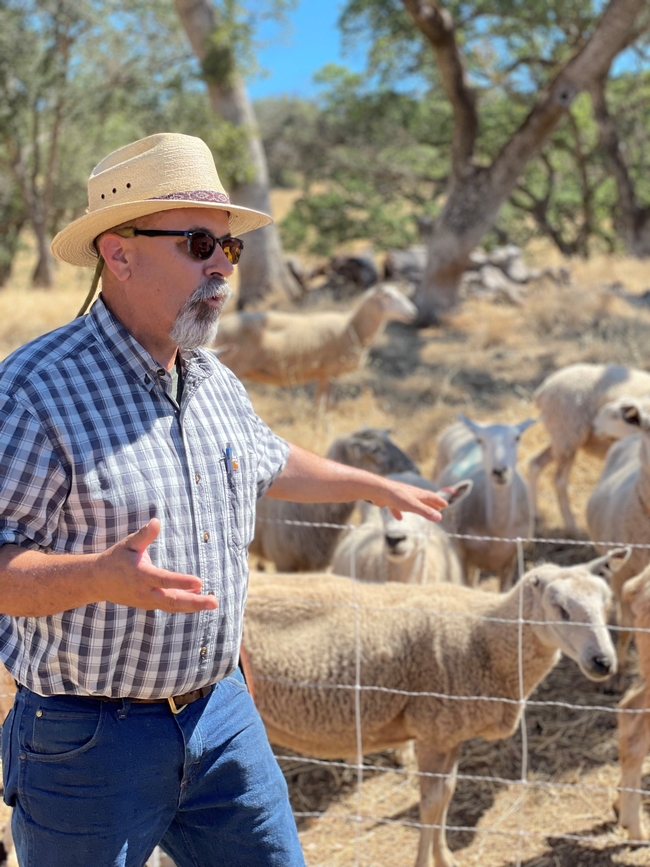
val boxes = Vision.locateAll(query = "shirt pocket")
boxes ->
[224,449,257,551]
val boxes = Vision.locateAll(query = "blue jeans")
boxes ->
[1,670,305,867]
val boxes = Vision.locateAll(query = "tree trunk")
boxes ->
[403,0,647,324]
[31,217,54,288]
[590,74,650,257]
[30,199,54,289]
[174,0,300,307]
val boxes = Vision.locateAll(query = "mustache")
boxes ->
[188,277,232,306]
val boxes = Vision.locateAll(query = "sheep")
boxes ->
[586,397,650,679]
[331,476,471,586]
[433,414,536,591]
[615,566,650,841]
[213,283,417,405]
[528,363,650,535]
[243,548,627,867]
[250,427,418,572]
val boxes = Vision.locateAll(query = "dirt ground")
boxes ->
[1,234,650,865]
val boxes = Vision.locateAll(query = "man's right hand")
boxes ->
[94,518,218,613]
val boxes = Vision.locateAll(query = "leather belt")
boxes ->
[100,684,215,715]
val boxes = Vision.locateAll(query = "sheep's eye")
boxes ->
[558,606,570,622]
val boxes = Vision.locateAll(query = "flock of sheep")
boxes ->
[214,288,650,867]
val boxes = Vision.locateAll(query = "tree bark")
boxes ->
[174,0,300,307]
[404,0,647,324]
[590,74,650,257]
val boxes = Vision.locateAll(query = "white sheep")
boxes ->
[243,548,627,867]
[433,414,536,591]
[615,566,650,841]
[213,284,417,405]
[250,428,418,572]
[586,397,650,679]
[528,363,650,534]
[331,476,470,585]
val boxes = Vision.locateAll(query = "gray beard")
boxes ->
[169,278,232,349]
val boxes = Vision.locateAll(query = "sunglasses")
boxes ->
[117,227,244,264]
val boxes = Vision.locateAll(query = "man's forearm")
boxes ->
[265,443,393,504]
[265,443,447,521]
[0,520,217,618]
[0,545,103,617]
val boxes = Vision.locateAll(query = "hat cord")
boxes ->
[77,256,104,317]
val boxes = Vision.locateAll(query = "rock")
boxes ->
[329,254,378,290]
[384,246,427,283]
[504,256,531,283]
[477,265,527,305]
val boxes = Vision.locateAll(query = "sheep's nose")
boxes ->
[591,655,613,676]
[386,534,406,550]
[492,467,508,483]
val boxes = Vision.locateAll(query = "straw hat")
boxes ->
[51,133,273,267]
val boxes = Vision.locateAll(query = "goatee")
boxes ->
[169,277,232,349]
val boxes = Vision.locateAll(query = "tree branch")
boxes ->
[401,0,477,178]
[490,0,647,197]
[589,73,638,224]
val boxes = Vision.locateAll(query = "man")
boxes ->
[0,133,446,867]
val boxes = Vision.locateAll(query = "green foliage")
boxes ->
[254,67,452,255]
[266,1,650,258]
[0,0,257,282]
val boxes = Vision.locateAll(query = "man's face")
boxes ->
[123,207,235,349]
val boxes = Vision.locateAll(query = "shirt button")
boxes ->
[203,531,210,542]
[195,473,201,483]
[36,709,43,718]
[157,368,166,377]
[199,647,208,659]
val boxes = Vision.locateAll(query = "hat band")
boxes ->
[150,190,230,204]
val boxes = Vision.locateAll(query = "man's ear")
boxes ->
[97,233,131,282]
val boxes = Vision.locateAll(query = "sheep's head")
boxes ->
[380,508,427,562]
[371,284,418,324]
[526,548,630,681]
[593,396,650,440]
[458,415,536,486]
[326,428,418,476]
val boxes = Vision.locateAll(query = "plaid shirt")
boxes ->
[0,297,289,698]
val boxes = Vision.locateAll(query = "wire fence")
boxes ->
[245,518,650,866]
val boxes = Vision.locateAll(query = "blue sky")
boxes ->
[247,0,365,100]
[245,1,645,101]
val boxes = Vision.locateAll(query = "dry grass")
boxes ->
[3,228,650,865]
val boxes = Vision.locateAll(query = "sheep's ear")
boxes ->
[516,418,537,436]
[621,404,643,426]
[458,414,482,436]
[529,569,552,591]
[440,479,473,507]
[587,547,632,579]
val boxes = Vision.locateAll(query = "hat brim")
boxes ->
[51,198,273,267]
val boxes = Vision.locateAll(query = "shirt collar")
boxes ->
[86,295,212,393]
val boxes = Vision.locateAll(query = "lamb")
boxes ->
[615,566,650,841]
[433,414,536,591]
[213,283,417,405]
[243,548,627,867]
[331,476,471,585]
[250,427,418,572]
[528,363,650,535]
[586,397,650,677]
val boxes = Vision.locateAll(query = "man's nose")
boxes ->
[205,244,235,278]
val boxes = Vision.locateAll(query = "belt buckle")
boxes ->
[168,696,188,715]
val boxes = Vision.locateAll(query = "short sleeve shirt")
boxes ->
[0,296,289,698]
